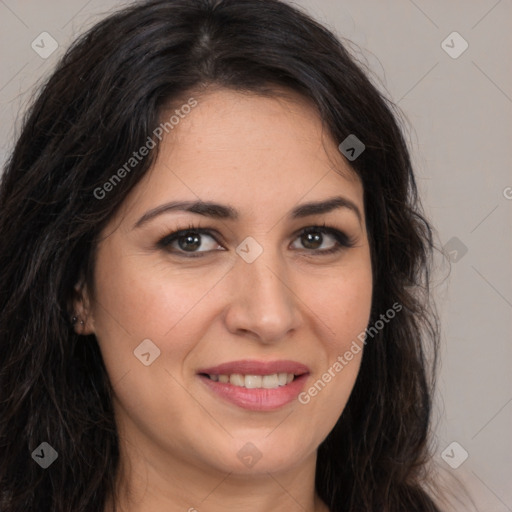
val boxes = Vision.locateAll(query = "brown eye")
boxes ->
[177,232,201,251]
[158,229,223,255]
[300,231,325,250]
[291,226,354,254]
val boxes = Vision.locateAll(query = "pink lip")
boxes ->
[197,359,310,412]
[197,359,309,376]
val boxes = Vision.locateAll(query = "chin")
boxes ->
[193,431,315,476]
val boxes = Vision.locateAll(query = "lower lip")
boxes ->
[198,374,309,411]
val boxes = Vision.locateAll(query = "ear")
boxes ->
[71,277,95,335]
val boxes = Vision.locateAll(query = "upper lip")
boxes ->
[197,359,310,376]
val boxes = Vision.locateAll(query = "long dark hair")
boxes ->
[0,0,441,510]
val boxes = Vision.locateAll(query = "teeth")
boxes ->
[230,374,245,387]
[244,375,262,388]
[207,372,296,389]
[262,374,279,388]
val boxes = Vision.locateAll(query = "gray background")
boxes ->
[1,1,511,510]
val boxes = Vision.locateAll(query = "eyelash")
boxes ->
[157,222,356,258]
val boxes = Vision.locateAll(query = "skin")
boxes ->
[74,87,373,512]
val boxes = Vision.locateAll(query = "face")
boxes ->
[78,88,373,480]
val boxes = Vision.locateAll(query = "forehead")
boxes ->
[121,88,363,222]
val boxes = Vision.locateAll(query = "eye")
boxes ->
[291,225,355,255]
[158,225,223,256]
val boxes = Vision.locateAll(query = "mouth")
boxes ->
[196,360,310,411]
[199,372,299,389]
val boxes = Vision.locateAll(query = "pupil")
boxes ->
[303,232,322,249]
[179,232,200,251]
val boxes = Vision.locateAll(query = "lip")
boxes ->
[197,359,310,411]
[197,359,310,376]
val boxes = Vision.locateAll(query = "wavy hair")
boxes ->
[0,0,441,510]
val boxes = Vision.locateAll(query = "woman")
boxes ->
[0,0,442,510]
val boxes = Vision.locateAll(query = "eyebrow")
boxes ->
[133,195,362,229]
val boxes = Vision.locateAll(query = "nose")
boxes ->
[223,242,303,343]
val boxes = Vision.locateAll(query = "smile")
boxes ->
[197,360,310,411]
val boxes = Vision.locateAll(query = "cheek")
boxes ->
[294,268,371,444]
[89,245,235,402]
[297,257,372,409]
[91,242,224,342]
[304,259,373,353]
[89,249,207,433]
